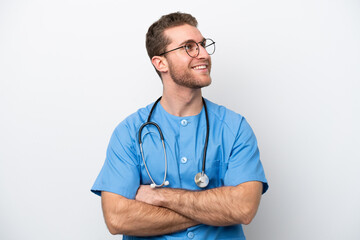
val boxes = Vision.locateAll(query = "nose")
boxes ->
[196,44,210,59]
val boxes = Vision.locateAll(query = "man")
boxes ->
[91,12,268,239]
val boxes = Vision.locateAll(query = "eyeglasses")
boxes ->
[159,38,215,58]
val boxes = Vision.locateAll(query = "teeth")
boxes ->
[193,65,207,70]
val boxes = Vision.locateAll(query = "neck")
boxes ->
[160,87,203,117]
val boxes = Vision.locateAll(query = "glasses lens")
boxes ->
[204,39,215,55]
[185,41,199,58]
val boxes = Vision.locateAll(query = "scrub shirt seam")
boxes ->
[115,123,140,167]
[207,107,241,139]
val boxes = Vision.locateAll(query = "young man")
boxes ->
[91,12,268,239]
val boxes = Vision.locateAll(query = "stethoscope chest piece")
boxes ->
[194,172,209,188]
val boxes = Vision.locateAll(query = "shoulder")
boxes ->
[112,102,154,138]
[205,99,246,137]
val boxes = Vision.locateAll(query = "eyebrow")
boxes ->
[178,37,206,47]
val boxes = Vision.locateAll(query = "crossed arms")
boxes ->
[101,181,263,236]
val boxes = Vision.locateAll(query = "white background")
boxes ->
[1,0,359,239]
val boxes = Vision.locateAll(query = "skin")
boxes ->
[101,24,263,236]
[135,181,263,226]
[101,191,199,236]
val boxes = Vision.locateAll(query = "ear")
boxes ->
[151,56,168,74]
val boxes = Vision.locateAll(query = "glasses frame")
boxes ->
[159,38,215,58]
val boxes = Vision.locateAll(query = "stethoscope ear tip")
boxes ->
[164,181,169,186]
[150,183,156,188]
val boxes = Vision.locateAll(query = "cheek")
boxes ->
[176,55,192,68]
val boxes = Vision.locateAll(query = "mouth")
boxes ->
[191,64,209,71]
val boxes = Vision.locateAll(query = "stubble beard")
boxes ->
[168,63,212,89]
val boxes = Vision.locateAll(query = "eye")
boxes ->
[185,42,197,51]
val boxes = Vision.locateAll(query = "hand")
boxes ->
[135,185,163,206]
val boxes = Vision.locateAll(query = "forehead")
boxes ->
[164,24,204,46]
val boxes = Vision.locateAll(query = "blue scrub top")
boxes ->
[91,99,268,240]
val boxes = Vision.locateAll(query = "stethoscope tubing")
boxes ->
[139,139,168,188]
[138,97,167,188]
[138,96,209,188]
[201,97,209,174]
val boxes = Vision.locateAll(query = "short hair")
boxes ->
[146,12,198,78]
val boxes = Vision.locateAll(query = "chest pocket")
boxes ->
[202,144,228,189]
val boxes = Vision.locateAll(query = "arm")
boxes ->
[101,191,199,236]
[135,181,263,226]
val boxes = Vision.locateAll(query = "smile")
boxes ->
[192,65,207,70]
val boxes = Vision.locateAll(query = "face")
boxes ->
[162,24,212,89]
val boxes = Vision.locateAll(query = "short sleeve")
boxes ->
[224,118,268,194]
[91,122,140,199]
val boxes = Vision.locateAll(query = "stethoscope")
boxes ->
[138,96,210,188]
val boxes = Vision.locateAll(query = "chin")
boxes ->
[170,70,212,89]
[192,77,212,89]
[202,76,212,86]
[202,79,212,88]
